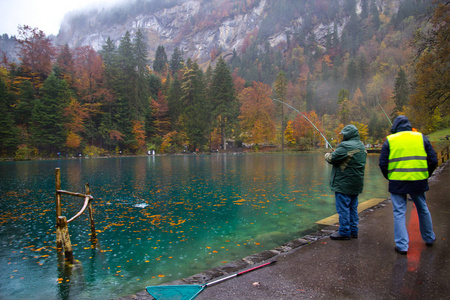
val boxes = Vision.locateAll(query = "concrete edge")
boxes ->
[315,198,387,226]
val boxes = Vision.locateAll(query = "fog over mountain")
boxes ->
[55,0,399,68]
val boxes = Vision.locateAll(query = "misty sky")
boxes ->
[0,0,122,36]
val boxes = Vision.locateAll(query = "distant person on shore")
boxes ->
[379,115,437,255]
[325,125,367,240]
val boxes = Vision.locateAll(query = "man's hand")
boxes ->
[324,152,333,163]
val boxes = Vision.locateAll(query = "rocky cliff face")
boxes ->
[56,0,284,67]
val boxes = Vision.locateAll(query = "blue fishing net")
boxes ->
[146,284,205,300]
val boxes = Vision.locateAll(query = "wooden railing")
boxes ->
[437,146,450,166]
[55,168,97,264]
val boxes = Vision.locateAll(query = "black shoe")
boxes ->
[395,247,407,255]
[330,232,350,240]
[426,239,436,246]
[350,234,358,239]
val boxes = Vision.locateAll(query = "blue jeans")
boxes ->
[335,192,359,236]
[391,192,436,251]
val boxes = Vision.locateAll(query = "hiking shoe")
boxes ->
[395,247,407,255]
[330,232,350,240]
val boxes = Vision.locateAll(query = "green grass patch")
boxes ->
[427,128,450,151]
[426,127,450,142]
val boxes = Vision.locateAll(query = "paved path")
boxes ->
[122,161,449,300]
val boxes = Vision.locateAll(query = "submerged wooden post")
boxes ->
[86,183,97,243]
[57,216,74,264]
[55,168,63,249]
[55,168,98,263]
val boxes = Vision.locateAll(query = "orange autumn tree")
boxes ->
[16,25,56,90]
[238,81,276,146]
[131,120,146,152]
[64,98,88,149]
[74,46,108,113]
[151,91,171,136]
[292,110,324,149]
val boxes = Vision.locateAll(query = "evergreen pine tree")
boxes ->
[210,57,238,150]
[153,45,168,73]
[181,62,208,150]
[167,73,183,129]
[31,73,71,153]
[100,37,117,72]
[0,77,19,153]
[14,80,35,138]
[392,67,409,117]
[169,47,184,75]
[99,37,118,113]
[346,59,359,96]
[134,30,148,77]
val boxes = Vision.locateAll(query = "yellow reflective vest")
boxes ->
[387,131,428,181]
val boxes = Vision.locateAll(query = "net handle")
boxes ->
[205,261,276,287]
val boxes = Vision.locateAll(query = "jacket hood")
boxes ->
[340,125,360,141]
[391,115,412,133]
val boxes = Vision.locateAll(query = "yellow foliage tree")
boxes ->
[239,81,276,145]
[351,121,369,143]
[284,120,296,146]
[160,131,177,153]
[131,120,146,152]
[66,131,82,149]
[64,98,88,150]
[334,124,345,143]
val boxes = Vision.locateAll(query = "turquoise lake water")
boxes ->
[0,153,388,299]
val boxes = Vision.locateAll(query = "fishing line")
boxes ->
[272,98,334,150]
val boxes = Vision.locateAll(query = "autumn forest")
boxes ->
[0,0,448,159]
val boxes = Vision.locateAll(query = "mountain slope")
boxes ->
[57,0,270,66]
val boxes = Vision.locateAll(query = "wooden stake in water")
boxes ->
[57,216,74,264]
[86,183,97,243]
[55,168,63,250]
[54,168,98,263]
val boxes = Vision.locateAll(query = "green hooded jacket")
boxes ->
[324,125,367,195]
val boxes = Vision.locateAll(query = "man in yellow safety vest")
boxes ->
[379,115,438,255]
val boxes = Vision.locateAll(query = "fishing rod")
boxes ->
[376,98,393,126]
[272,98,334,150]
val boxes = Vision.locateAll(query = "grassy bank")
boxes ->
[427,128,450,150]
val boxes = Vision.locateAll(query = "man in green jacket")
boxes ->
[325,125,367,240]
